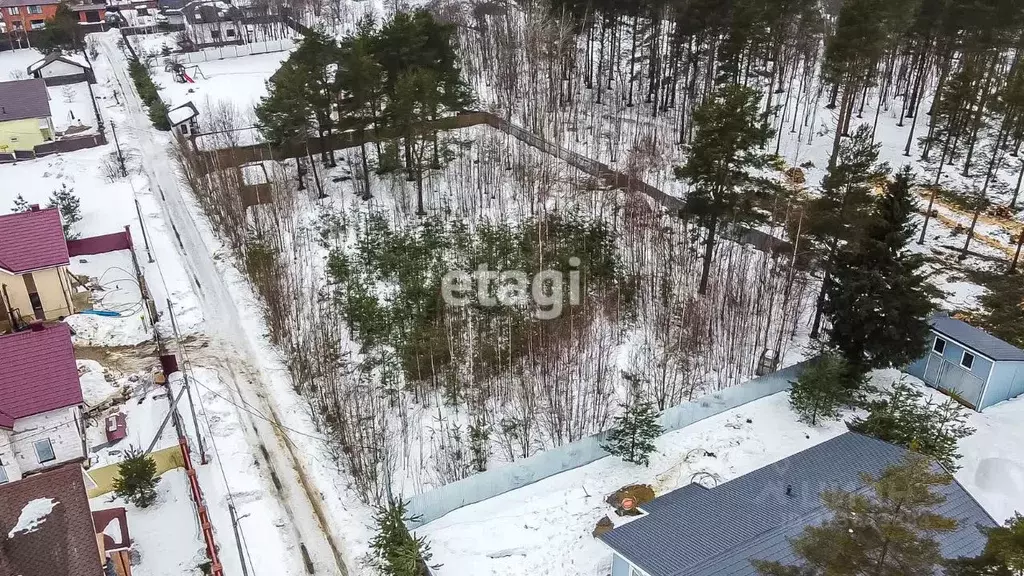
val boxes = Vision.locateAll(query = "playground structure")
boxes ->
[167,61,208,83]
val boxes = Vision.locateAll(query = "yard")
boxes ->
[419,371,1024,576]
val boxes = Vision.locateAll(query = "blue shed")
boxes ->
[906,314,1024,411]
[599,433,995,576]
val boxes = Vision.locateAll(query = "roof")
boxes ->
[0,206,70,274]
[27,52,90,75]
[0,323,83,429]
[600,433,997,576]
[931,315,1024,362]
[0,79,52,123]
[182,0,234,23]
[0,462,104,576]
[91,507,131,552]
[167,101,199,125]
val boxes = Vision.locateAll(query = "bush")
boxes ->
[112,446,160,508]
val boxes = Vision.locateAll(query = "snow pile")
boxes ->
[7,498,58,538]
[78,359,119,407]
[67,313,151,347]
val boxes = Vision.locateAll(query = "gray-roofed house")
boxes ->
[906,313,1024,411]
[0,79,55,153]
[599,433,997,576]
[182,0,243,48]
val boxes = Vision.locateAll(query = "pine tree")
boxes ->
[602,399,663,467]
[368,500,434,576]
[789,354,855,426]
[807,124,889,338]
[48,183,81,240]
[755,453,959,576]
[825,167,938,370]
[112,446,160,508]
[35,3,80,54]
[945,512,1024,575]
[982,513,1024,575]
[848,378,975,471]
[255,60,312,146]
[338,18,384,200]
[675,83,778,295]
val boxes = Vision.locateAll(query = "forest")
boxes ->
[173,0,1024,504]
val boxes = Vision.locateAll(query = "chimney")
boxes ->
[29,204,40,211]
[29,321,46,332]
[785,485,793,498]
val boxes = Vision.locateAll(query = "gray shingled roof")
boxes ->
[600,433,997,576]
[0,79,52,122]
[931,315,1024,362]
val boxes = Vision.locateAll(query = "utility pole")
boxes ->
[111,121,127,177]
[133,199,154,263]
[228,503,251,576]
[167,298,208,465]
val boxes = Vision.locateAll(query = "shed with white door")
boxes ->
[906,314,1024,411]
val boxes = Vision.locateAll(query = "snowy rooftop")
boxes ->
[600,433,994,576]
[0,463,104,576]
[167,102,198,126]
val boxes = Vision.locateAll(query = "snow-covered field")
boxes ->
[420,372,1024,576]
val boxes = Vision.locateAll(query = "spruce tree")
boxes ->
[112,446,160,508]
[825,167,938,370]
[807,124,889,338]
[755,453,959,576]
[848,378,974,471]
[788,354,855,426]
[48,183,81,240]
[368,500,434,576]
[675,83,778,295]
[602,399,663,467]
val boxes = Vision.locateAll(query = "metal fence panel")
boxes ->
[406,359,813,527]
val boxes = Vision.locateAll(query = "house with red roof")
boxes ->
[0,205,77,333]
[0,461,125,576]
[0,323,87,484]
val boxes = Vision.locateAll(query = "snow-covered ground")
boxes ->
[152,49,289,118]
[49,82,98,134]
[420,372,1024,576]
[90,469,208,576]
[0,47,43,80]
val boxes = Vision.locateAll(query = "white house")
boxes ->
[0,323,88,483]
[27,52,95,86]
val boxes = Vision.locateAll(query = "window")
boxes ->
[210,28,220,39]
[226,28,235,37]
[932,337,946,355]
[8,6,20,14]
[34,439,55,464]
[30,19,45,29]
[27,4,42,13]
[12,20,23,29]
[136,7,148,15]
[961,351,975,370]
